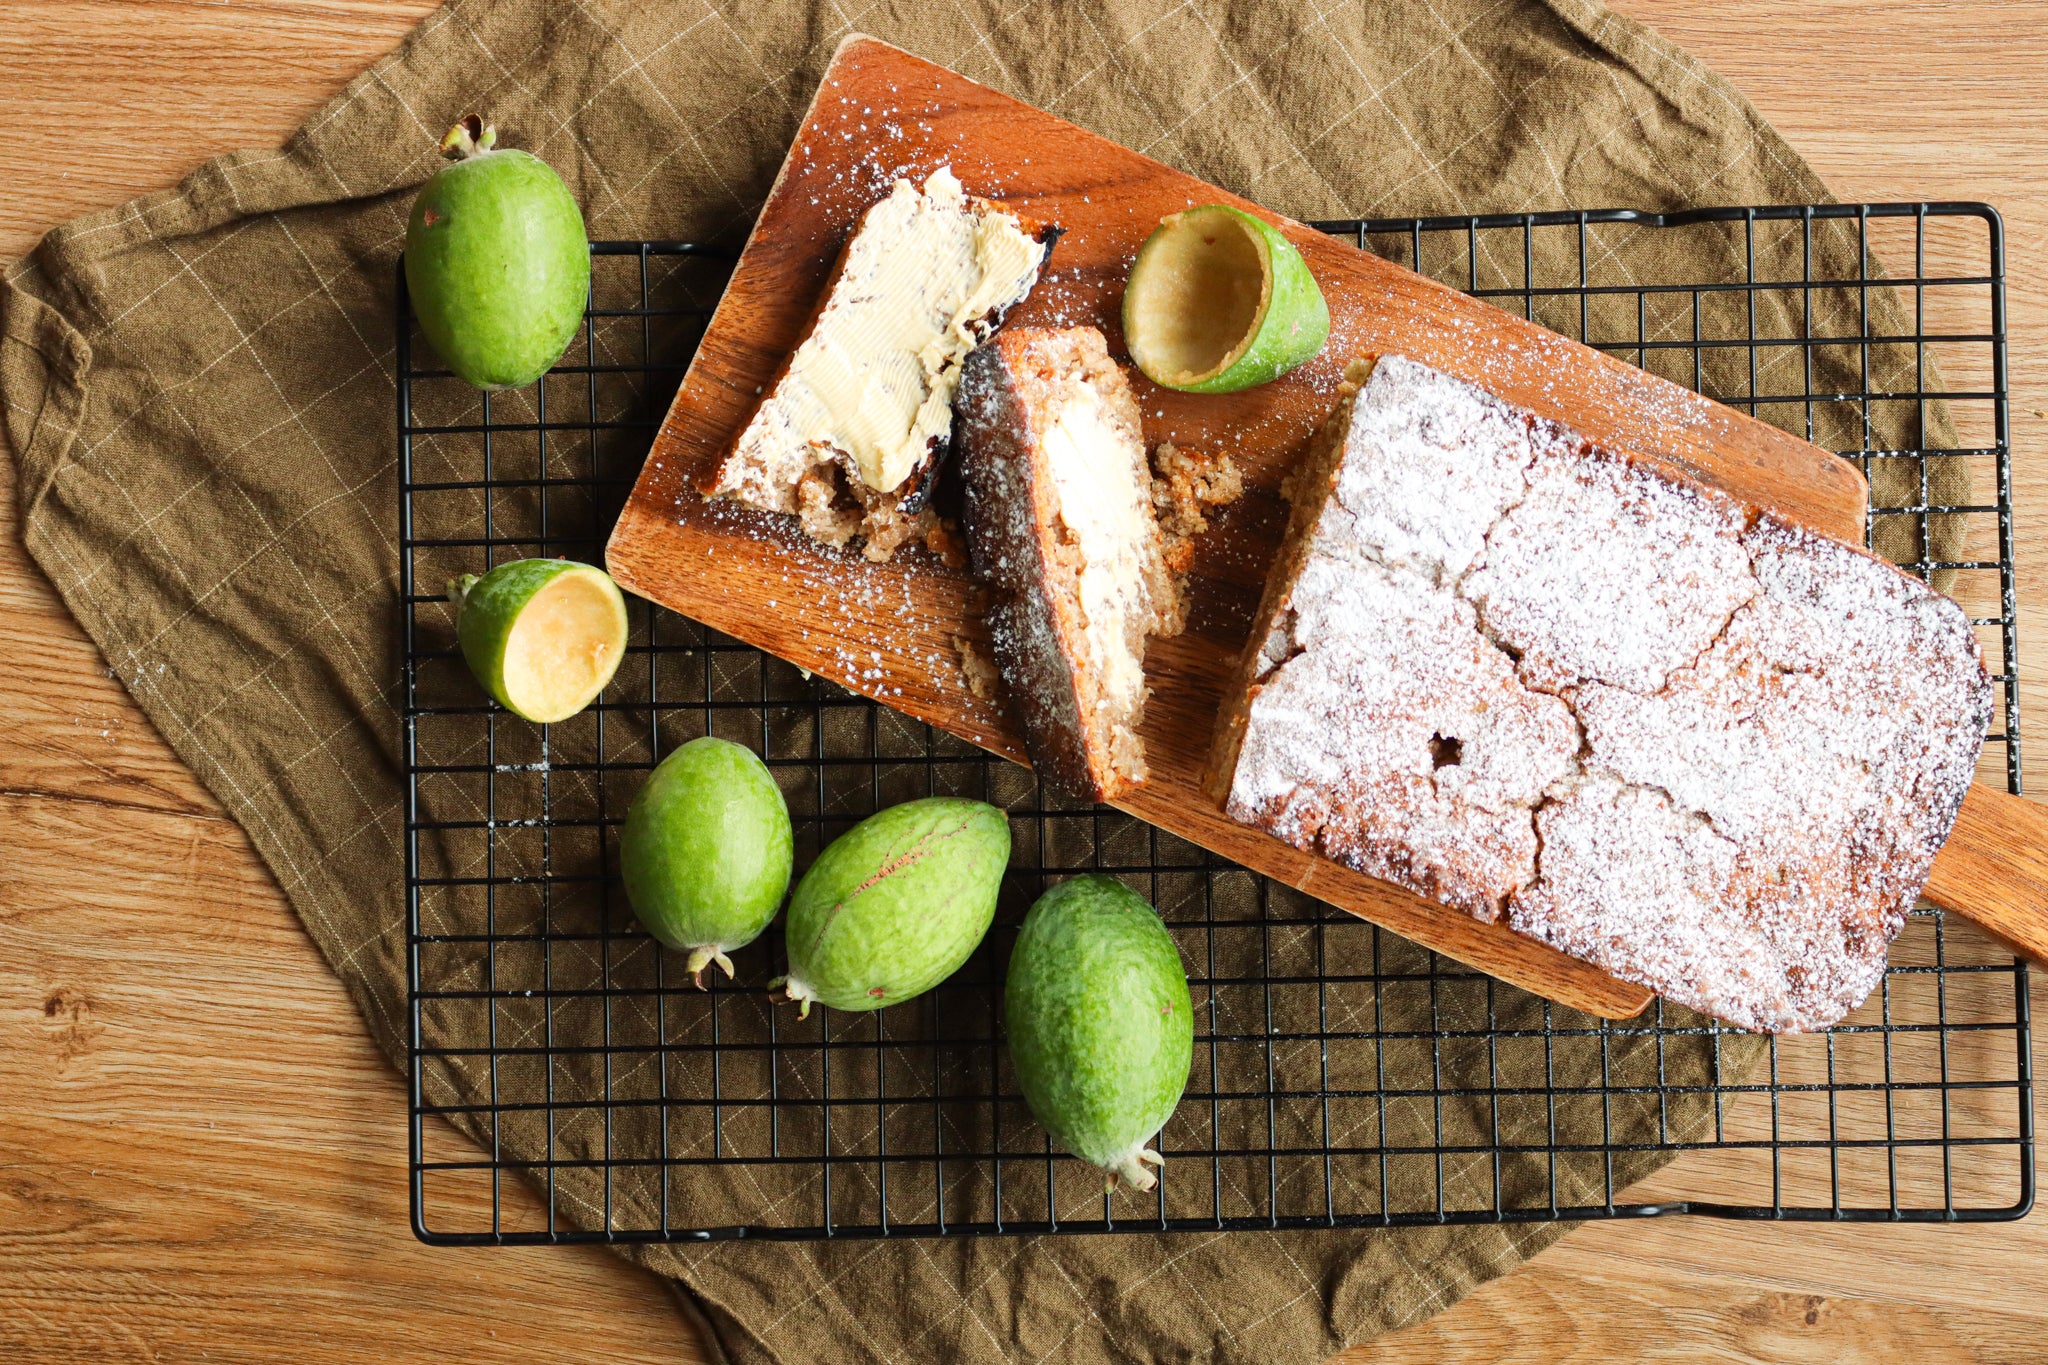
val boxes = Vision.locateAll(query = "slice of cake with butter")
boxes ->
[955,326,1186,803]
[702,166,1057,560]
[1209,353,1992,1033]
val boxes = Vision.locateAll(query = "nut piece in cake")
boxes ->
[955,326,1184,803]
[701,166,1057,560]
[1211,353,1992,1033]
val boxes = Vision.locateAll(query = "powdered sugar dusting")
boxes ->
[1322,355,1538,583]
[1231,553,1578,918]
[1226,355,1993,1032]
[1465,438,1756,695]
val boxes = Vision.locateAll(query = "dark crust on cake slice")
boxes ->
[1203,356,1377,805]
[699,192,1057,559]
[957,327,1172,804]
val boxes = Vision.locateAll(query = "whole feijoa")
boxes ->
[404,116,590,390]
[1005,875,1193,1191]
[775,797,1010,1017]
[620,737,793,988]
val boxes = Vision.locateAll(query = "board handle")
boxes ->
[1922,784,2048,965]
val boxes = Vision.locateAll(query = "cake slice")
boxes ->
[955,327,1184,803]
[1210,353,1992,1032]
[702,166,1057,560]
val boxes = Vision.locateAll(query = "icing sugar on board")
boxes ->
[607,35,1875,1020]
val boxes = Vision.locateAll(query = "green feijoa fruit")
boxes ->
[1005,875,1193,1191]
[619,737,793,987]
[448,558,627,723]
[775,798,1010,1017]
[404,116,591,391]
[1123,203,1328,393]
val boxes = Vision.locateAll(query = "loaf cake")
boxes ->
[701,166,1057,560]
[955,326,1187,803]
[1210,353,1993,1033]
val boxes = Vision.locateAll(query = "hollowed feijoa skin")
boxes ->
[404,117,591,391]
[1005,875,1193,1191]
[1122,203,1328,394]
[776,797,1010,1017]
[620,737,794,988]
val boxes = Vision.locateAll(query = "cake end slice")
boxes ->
[956,327,1182,803]
[702,166,1057,560]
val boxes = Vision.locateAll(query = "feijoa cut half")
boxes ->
[1004,874,1194,1191]
[1122,203,1329,393]
[448,558,628,723]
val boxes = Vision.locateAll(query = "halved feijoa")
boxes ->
[1005,874,1193,1192]
[448,558,627,723]
[1122,203,1328,393]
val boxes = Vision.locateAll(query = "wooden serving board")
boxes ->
[607,35,1884,1021]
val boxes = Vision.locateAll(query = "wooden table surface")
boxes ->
[4,2,2045,1360]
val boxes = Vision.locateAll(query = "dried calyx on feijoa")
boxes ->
[620,737,793,987]
[1122,203,1328,394]
[1004,874,1193,1192]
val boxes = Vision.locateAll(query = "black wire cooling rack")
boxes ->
[400,204,2032,1246]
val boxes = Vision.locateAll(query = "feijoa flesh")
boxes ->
[1005,875,1193,1191]
[1122,203,1328,393]
[775,797,1009,1017]
[620,737,793,987]
[404,116,591,391]
[448,558,627,723]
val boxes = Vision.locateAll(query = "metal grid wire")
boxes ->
[401,206,2031,1246]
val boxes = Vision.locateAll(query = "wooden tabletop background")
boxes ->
[4,1,2044,1360]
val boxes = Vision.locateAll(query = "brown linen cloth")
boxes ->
[1,1,1961,1361]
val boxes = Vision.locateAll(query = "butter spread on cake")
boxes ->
[703,166,1055,560]
[956,326,1185,803]
[1211,353,1992,1033]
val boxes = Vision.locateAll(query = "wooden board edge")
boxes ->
[1924,783,2048,966]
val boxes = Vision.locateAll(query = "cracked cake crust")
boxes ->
[1210,354,1993,1033]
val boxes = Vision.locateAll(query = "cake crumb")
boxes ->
[953,633,1001,700]
[1150,443,1244,583]
[924,516,970,570]
[1151,443,1244,538]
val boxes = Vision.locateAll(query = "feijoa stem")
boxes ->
[446,572,481,615]
[439,115,498,160]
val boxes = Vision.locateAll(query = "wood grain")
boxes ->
[1925,785,2048,966]
[2,1,2045,1362]
[607,36,1880,1021]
